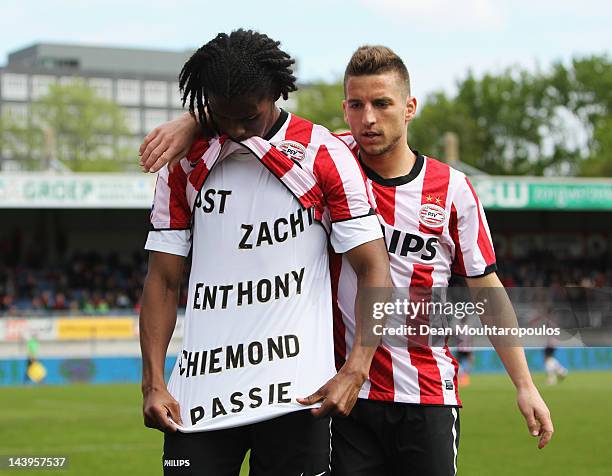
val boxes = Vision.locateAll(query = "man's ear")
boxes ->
[405,96,417,124]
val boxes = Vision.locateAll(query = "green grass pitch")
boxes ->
[1,372,610,475]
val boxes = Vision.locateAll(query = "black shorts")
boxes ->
[163,409,330,476]
[331,399,460,476]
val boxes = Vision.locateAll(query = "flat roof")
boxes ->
[6,42,192,77]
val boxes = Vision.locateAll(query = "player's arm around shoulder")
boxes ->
[140,112,210,173]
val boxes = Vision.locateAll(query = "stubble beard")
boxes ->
[359,132,403,159]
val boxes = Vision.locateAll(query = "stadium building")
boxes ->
[0,43,298,172]
[0,43,192,171]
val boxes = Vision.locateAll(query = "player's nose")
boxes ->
[362,104,376,126]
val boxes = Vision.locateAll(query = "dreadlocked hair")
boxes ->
[179,29,297,131]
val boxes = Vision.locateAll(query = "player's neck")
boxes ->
[360,141,416,179]
[262,106,282,138]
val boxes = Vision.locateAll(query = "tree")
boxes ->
[549,54,612,176]
[411,54,612,176]
[412,68,566,175]
[0,81,134,172]
[294,81,346,132]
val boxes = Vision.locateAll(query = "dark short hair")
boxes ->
[344,45,410,95]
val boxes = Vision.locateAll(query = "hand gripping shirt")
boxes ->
[144,111,382,431]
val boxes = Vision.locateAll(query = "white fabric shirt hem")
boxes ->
[145,229,192,257]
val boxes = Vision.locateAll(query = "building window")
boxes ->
[36,57,79,69]
[98,144,114,159]
[2,102,29,126]
[89,78,114,100]
[144,81,168,107]
[144,109,168,133]
[1,73,29,100]
[118,135,142,154]
[117,79,141,105]
[31,75,56,99]
[170,82,183,108]
[2,149,15,161]
[122,108,142,134]
[2,137,28,158]
[60,76,82,87]
[96,135,114,159]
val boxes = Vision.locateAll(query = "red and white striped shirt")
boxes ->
[149,111,378,241]
[144,111,382,431]
[333,134,496,406]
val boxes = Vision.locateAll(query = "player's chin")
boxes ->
[359,143,388,157]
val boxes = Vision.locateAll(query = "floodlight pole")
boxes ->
[444,131,459,165]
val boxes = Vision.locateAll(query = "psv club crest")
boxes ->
[277,140,306,162]
[418,203,446,228]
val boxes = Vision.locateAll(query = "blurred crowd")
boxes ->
[0,247,610,316]
[498,252,611,288]
[0,249,191,316]
[1,251,145,315]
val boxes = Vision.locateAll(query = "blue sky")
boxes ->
[2,0,610,100]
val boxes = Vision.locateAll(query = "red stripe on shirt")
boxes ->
[313,145,351,221]
[465,178,496,265]
[366,179,397,400]
[260,147,295,178]
[370,181,396,226]
[285,114,314,144]
[449,203,466,276]
[419,158,450,235]
[167,165,190,228]
[188,160,209,192]
[298,186,324,213]
[333,132,360,157]
[186,138,211,192]
[330,251,346,371]
[407,263,445,404]
[186,138,210,162]
[368,346,395,400]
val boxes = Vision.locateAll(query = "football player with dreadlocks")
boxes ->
[139,29,390,476]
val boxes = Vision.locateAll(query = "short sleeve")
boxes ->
[145,229,192,257]
[330,214,382,253]
[449,175,497,277]
[150,162,192,231]
[313,133,382,252]
[313,134,373,222]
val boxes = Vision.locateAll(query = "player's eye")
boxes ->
[349,102,362,109]
[374,100,390,108]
